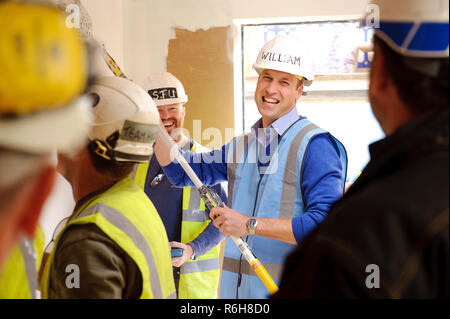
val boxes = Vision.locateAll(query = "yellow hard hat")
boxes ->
[0,1,89,115]
[0,1,92,154]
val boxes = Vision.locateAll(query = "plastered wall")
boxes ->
[167,27,235,149]
[125,0,368,79]
[123,0,369,147]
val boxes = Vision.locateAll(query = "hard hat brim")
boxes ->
[0,96,92,154]
[154,96,188,107]
[253,64,313,86]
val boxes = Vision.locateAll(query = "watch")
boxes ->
[246,218,258,235]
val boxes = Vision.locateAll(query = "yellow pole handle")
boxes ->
[250,259,279,295]
[208,193,279,294]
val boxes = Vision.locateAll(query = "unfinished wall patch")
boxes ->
[167,27,235,149]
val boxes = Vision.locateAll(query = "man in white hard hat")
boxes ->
[0,0,91,298]
[39,76,176,299]
[154,35,348,298]
[274,0,449,298]
[133,72,226,299]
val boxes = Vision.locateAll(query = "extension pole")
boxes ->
[157,126,278,295]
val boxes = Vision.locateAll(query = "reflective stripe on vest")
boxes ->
[280,123,319,218]
[76,203,168,299]
[0,226,45,299]
[132,140,221,299]
[180,258,220,274]
[222,256,283,281]
[179,190,221,298]
[40,178,176,299]
[182,187,209,222]
[19,238,37,299]
[0,239,37,299]
[227,123,321,218]
[223,124,320,296]
[178,142,221,299]
[130,161,144,187]
[226,133,251,208]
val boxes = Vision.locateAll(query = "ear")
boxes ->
[370,44,391,96]
[296,82,304,100]
[19,165,56,237]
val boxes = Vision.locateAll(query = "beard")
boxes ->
[164,118,185,142]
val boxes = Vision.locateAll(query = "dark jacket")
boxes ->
[273,107,449,298]
[46,224,142,299]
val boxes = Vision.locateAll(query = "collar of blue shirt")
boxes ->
[251,107,300,146]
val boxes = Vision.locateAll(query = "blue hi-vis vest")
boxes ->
[221,118,347,299]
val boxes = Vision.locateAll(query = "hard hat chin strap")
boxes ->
[88,139,114,161]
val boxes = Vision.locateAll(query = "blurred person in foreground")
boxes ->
[274,0,449,298]
[0,0,91,298]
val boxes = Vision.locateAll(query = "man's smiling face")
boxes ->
[254,69,303,128]
[157,103,185,136]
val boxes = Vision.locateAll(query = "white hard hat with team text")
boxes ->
[87,76,160,163]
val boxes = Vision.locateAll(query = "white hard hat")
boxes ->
[140,72,188,106]
[0,97,91,155]
[366,0,449,57]
[87,76,160,163]
[253,35,314,86]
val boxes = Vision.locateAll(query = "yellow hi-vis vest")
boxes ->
[40,177,176,299]
[0,226,45,299]
[133,141,221,299]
